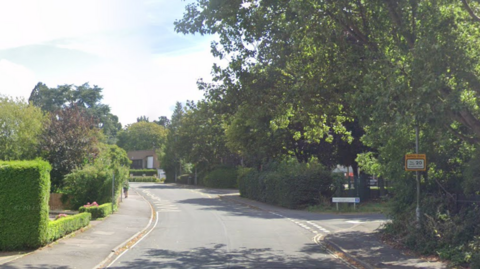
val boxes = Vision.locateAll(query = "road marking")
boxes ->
[268,211,331,235]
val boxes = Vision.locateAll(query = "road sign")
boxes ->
[332,197,360,203]
[405,154,426,171]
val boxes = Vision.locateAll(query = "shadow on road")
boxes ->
[109,243,348,269]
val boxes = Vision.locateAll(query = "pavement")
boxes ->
[0,188,152,269]
[0,183,449,269]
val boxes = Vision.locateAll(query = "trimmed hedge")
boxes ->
[238,159,333,209]
[203,166,238,188]
[46,212,91,242]
[130,169,157,176]
[129,176,159,182]
[79,203,113,220]
[0,160,52,250]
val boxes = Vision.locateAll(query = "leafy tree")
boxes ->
[0,96,47,160]
[29,82,121,143]
[116,122,167,152]
[136,115,149,122]
[175,1,480,265]
[154,116,170,127]
[39,105,100,191]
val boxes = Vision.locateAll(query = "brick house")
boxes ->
[127,150,160,170]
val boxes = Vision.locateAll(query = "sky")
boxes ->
[0,0,217,126]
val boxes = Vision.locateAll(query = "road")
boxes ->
[108,183,385,269]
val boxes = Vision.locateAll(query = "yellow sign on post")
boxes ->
[405,154,426,171]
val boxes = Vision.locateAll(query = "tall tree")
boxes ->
[154,116,170,127]
[29,82,122,143]
[116,122,168,152]
[136,115,149,122]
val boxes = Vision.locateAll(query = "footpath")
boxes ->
[0,188,152,269]
[0,184,449,269]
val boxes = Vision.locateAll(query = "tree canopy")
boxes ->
[0,96,47,161]
[29,82,122,143]
[116,121,168,152]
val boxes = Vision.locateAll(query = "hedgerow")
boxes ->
[129,176,159,182]
[203,166,238,188]
[79,203,113,220]
[238,158,333,209]
[0,160,51,250]
[46,212,91,242]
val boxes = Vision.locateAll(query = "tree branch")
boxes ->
[461,0,480,23]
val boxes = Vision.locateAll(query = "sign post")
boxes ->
[405,126,426,227]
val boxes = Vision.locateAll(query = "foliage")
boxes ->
[116,121,168,152]
[62,144,130,209]
[238,158,333,209]
[203,165,238,189]
[137,115,149,122]
[46,212,91,243]
[128,176,160,183]
[39,105,100,191]
[79,203,113,220]
[0,96,48,161]
[129,169,157,176]
[175,1,480,266]
[29,82,121,143]
[154,116,170,127]
[0,160,51,250]
[161,102,184,182]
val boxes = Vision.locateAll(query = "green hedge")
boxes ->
[203,166,238,188]
[129,176,159,182]
[129,169,157,176]
[46,212,91,242]
[63,144,130,210]
[79,203,113,220]
[238,159,333,209]
[0,160,52,250]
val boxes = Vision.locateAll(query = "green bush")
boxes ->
[0,160,52,250]
[129,176,159,182]
[203,166,238,188]
[129,169,157,176]
[79,203,113,220]
[238,158,333,209]
[46,212,91,242]
[63,144,130,210]
[177,174,194,184]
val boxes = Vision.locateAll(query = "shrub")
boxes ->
[63,144,130,209]
[0,160,51,250]
[129,176,159,182]
[177,174,194,184]
[46,212,91,243]
[203,166,238,189]
[79,203,113,220]
[238,158,333,209]
[129,169,157,176]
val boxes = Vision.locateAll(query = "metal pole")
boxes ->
[415,126,421,227]
[112,173,115,213]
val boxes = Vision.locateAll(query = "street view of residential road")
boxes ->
[1,183,447,269]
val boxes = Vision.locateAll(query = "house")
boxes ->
[127,150,160,170]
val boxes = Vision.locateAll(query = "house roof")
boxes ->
[127,150,156,160]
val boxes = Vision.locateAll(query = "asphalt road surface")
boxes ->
[108,183,383,269]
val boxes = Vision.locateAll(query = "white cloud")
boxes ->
[0,0,217,126]
[0,60,37,98]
